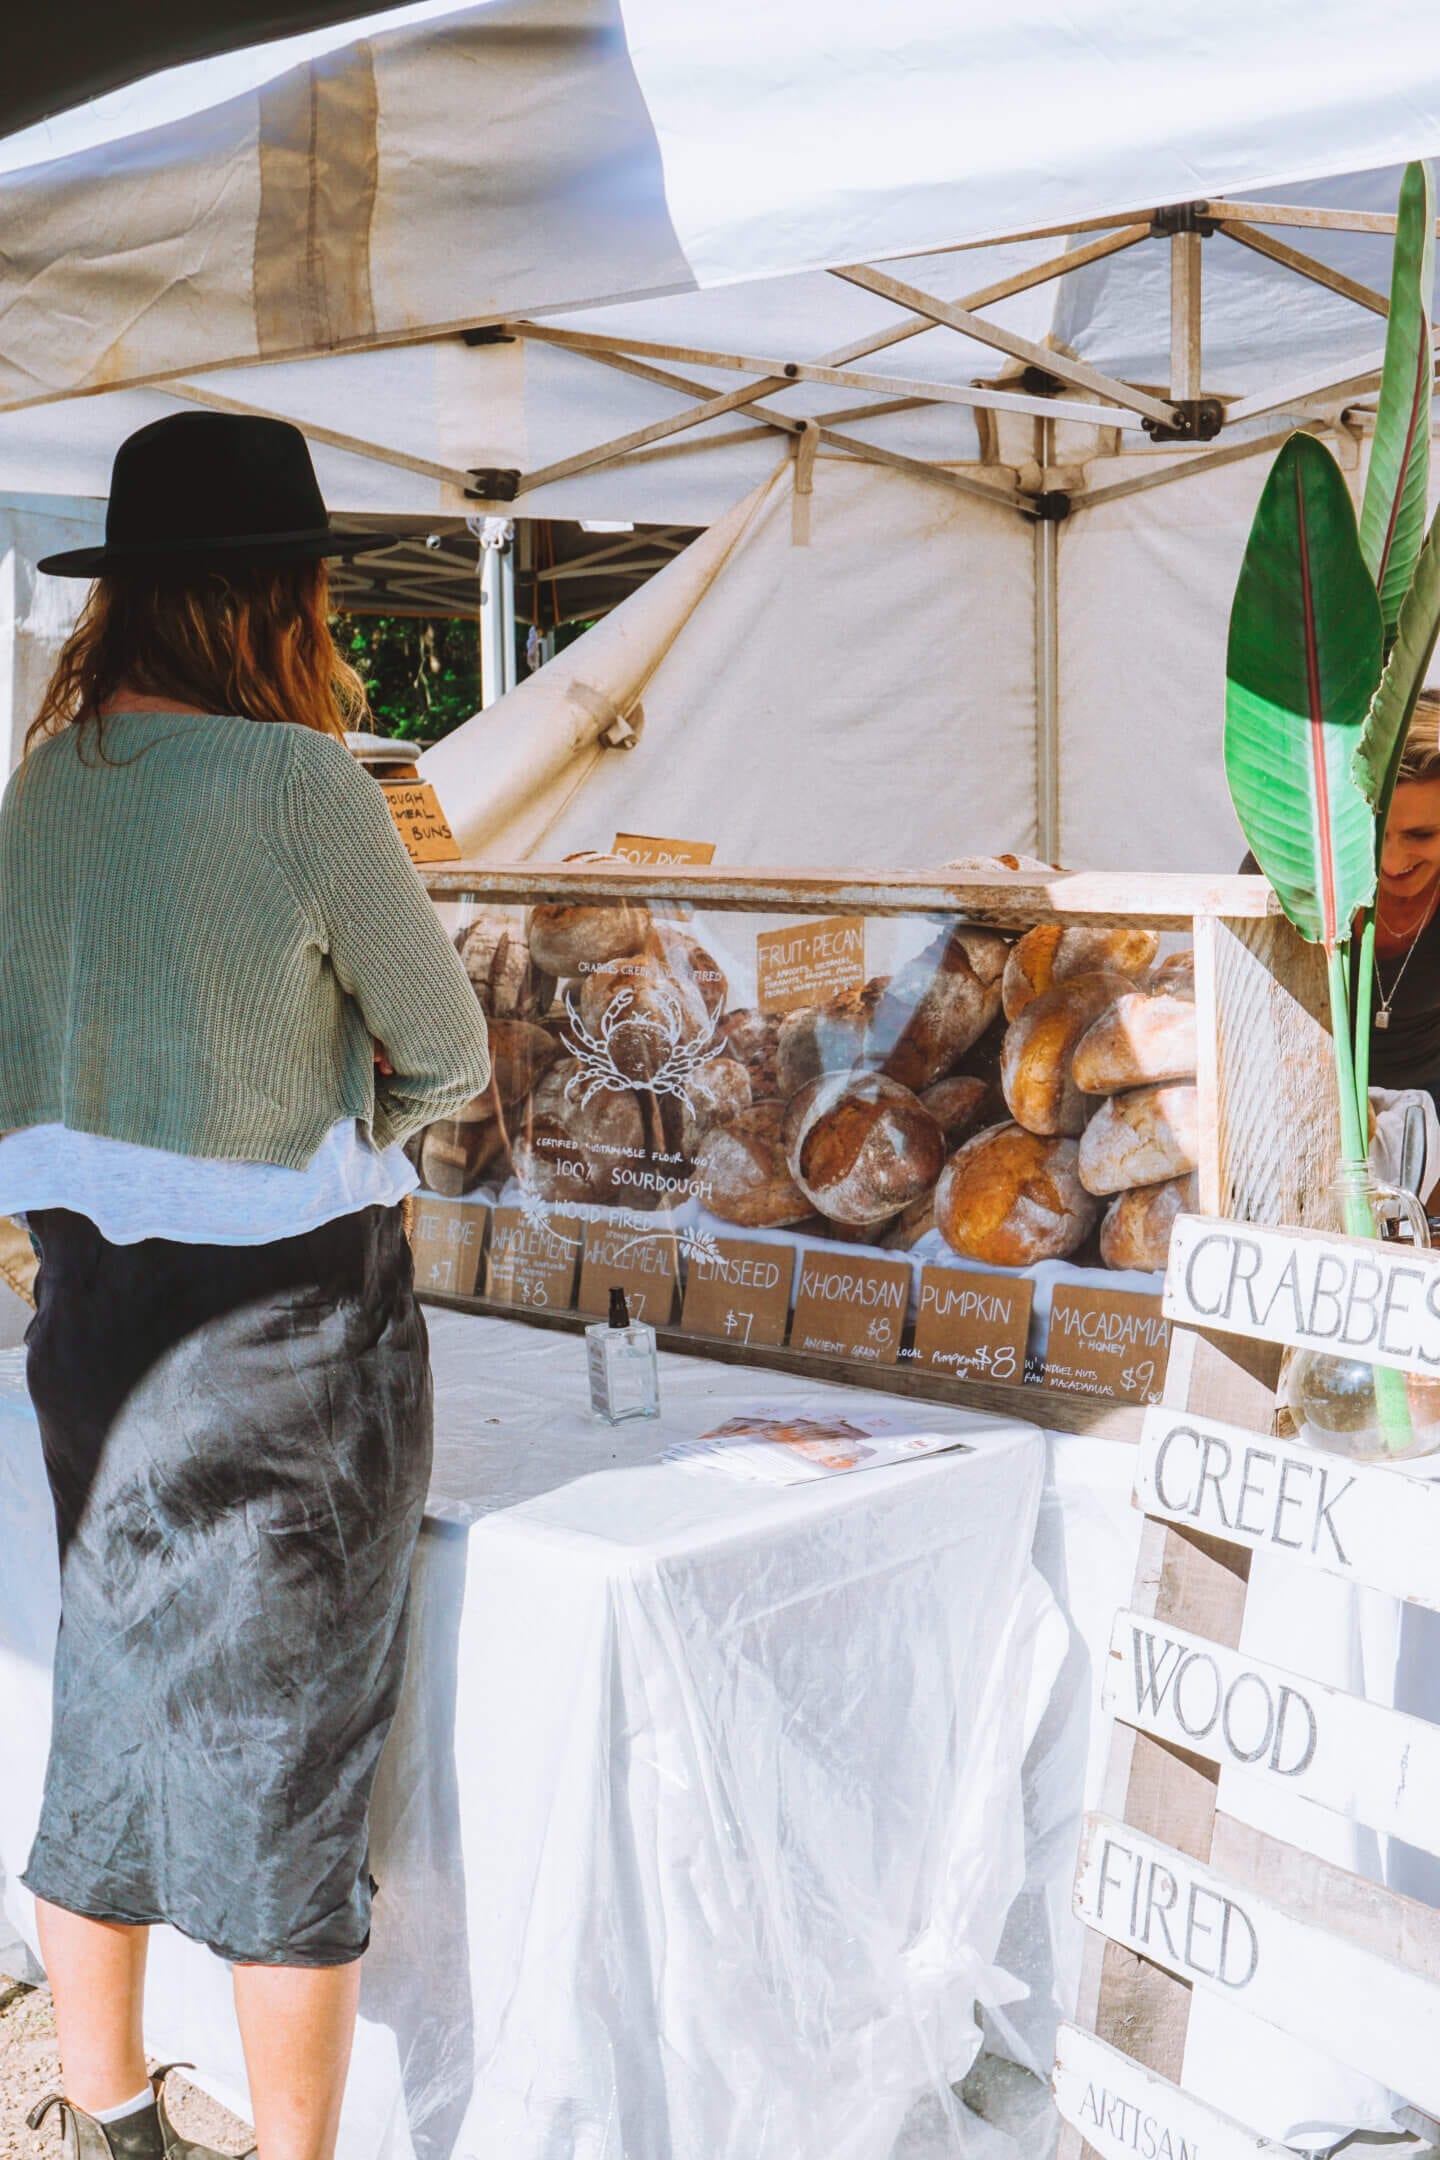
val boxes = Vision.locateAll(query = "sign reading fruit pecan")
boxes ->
[755,916,866,1014]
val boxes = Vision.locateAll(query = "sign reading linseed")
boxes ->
[681,1237,793,1347]
[790,1250,909,1364]
[380,779,461,863]
[484,1206,582,1312]
[408,1196,486,1296]
[912,1266,1033,1383]
[755,915,866,1015]
[612,832,716,866]
[1045,1285,1170,1403]
[577,1220,679,1326]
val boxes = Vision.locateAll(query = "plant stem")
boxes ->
[1354,909,1376,1119]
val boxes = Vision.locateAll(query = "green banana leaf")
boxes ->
[1354,495,1440,827]
[1226,433,1383,945]
[1359,159,1434,644]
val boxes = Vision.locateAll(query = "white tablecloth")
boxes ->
[0,1307,1067,2160]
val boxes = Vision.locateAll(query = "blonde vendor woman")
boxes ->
[0,413,489,2160]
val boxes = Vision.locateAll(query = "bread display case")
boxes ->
[408,861,1328,1436]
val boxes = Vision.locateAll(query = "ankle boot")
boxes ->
[29,2064,255,2160]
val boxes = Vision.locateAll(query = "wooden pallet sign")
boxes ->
[1062,1198,1440,2160]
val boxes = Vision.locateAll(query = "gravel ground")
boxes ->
[0,1982,254,2159]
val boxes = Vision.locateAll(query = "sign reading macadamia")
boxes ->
[755,915,866,1014]
[1045,1286,1169,1403]
[681,1237,793,1347]
[790,1251,909,1364]
[408,1196,486,1296]
[577,1220,679,1326]
[484,1207,582,1312]
[913,1267,1032,1382]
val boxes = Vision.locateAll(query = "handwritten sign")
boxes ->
[680,1237,793,1347]
[789,1250,908,1364]
[1043,1285,1169,1403]
[911,1266,1032,1383]
[612,832,716,866]
[1075,1813,1440,2113]
[755,915,866,1015]
[1105,1608,1440,1858]
[484,1207,582,1312]
[577,1219,679,1326]
[380,779,461,863]
[1052,2025,1281,2160]
[408,1195,486,1296]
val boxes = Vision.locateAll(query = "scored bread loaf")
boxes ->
[1100,1172,1197,1272]
[1002,925,1160,1022]
[781,1072,945,1227]
[675,1056,752,1154]
[1079,1082,1200,1195]
[934,1121,1098,1265]
[574,936,720,1084]
[692,1102,811,1227]
[455,911,557,1019]
[873,927,1008,1091]
[1000,970,1134,1136]
[1072,976,1197,1094]
[775,978,889,1096]
[511,1057,647,1205]
[526,856,651,976]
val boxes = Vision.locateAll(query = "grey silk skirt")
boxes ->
[20,1202,432,1967]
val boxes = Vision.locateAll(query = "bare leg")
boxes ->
[35,1899,150,2113]
[232,1960,361,2160]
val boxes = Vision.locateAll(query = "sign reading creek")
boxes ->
[1165,1211,1440,1373]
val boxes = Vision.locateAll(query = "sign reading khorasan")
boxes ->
[1052,2024,1284,2160]
[611,832,717,866]
[407,1196,486,1296]
[1044,1286,1169,1403]
[1074,1813,1440,2112]
[484,1207,582,1312]
[910,1266,1033,1382]
[789,1251,909,1363]
[576,1220,679,1327]
[680,1237,793,1348]
[755,916,866,1015]
[380,779,461,863]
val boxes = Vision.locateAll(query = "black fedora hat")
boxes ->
[37,410,397,578]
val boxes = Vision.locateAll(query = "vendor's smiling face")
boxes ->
[1381,777,1440,898]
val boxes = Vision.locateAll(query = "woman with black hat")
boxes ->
[2,413,489,2160]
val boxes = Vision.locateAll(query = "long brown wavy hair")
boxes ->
[26,558,368,757]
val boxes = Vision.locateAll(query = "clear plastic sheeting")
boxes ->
[0,1306,1066,2160]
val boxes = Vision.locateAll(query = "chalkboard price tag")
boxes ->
[408,1195,486,1296]
[380,779,461,863]
[484,1206,582,1312]
[577,1219,680,1327]
[912,1266,1033,1382]
[681,1237,793,1347]
[790,1249,909,1364]
[1045,1285,1170,1403]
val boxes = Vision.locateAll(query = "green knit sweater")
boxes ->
[0,711,490,1167]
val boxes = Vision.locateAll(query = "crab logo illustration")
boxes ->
[562,982,723,1108]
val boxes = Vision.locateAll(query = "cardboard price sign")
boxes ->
[577,1219,679,1326]
[911,1267,1032,1383]
[755,916,866,1015]
[612,832,716,866]
[681,1237,793,1348]
[408,1195,486,1296]
[380,779,461,863]
[790,1250,909,1364]
[1044,1285,1169,1403]
[484,1207,582,1313]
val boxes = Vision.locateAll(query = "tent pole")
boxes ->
[1034,417,1061,862]
[473,515,513,709]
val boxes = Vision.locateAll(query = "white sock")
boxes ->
[92,2087,154,2125]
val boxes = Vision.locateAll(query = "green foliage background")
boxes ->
[333,611,594,743]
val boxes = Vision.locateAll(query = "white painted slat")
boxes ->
[1104,1608,1440,1856]
[1135,1404,1440,1608]
[1052,2024,1294,2160]
[1075,1814,1440,2112]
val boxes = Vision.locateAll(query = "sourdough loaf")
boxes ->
[873,927,1007,1091]
[781,1072,945,1227]
[693,1102,810,1227]
[1078,1082,1200,1195]
[934,1121,1098,1265]
[1072,976,1197,1094]
[1000,970,1134,1135]
[1100,1172,1197,1272]
[1002,925,1160,1022]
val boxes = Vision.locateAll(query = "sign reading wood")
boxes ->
[484,1206,582,1312]
[1135,1404,1440,1609]
[1053,2024,1283,2160]
[408,1195,486,1296]
[911,1266,1032,1383]
[680,1236,793,1347]
[612,832,716,866]
[576,1218,680,1326]
[1075,1813,1440,2113]
[789,1249,909,1363]
[1045,1286,1170,1404]
[1165,1211,1440,1375]
[754,915,866,1014]
[380,778,461,863]
[1104,1609,1440,1858]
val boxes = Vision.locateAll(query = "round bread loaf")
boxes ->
[692,1102,810,1226]
[486,1018,561,1106]
[1078,1082,1200,1196]
[456,911,557,1019]
[881,1189,937,1250]
[526,857,651,976]
[1000,969,1134,1135]
[1100,1172,1197,1272]
[1072,979,1197,1094]
[511,1057,647,1205]
[935,1121,1098,1265]
[718,1007,784,1096]
[573,943,718,1084]
[919,1073,992,1146]
[874,926,1008,1091]
[1002,924,1160,1022]
[676,1055,752,1154]
[420,1112,501,1198]
[775,978,889,1097]
[645,923,727,1017]
[781,1072,945,1226]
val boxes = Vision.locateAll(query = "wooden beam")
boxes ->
[1200,198,1440,238]
[164,380,474,493]
[1067,424,1326,515]
[815,429,1024,510]
[516,375,791,493]
[1169,231,1202,401]
[1221,348,1394,426]
[1217,220,1390,318]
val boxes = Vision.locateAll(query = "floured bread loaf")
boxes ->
[918,1073,992,1147]
[873,927,1008,1091]
[456,911,556,1019]
[486,1018,561,1105]
[782,1072,945,1227]
[935,1121,1098,1265]
[526,856,651,976]
[1079,1082,1200,1195]
[512,1058,647,1206]
[574,932,723,1083]
[775,978,889,1096]
[1072,977,1197,1094]
[693,1102,810,1227]
[1100,1173,1197,1272]
[718,1008,784,1097]
[675,1056,752,1154]
[1000,970,1134,1135]
[1002,925,1160,1022]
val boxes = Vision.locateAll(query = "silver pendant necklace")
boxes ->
[1374,882,1440,1029]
